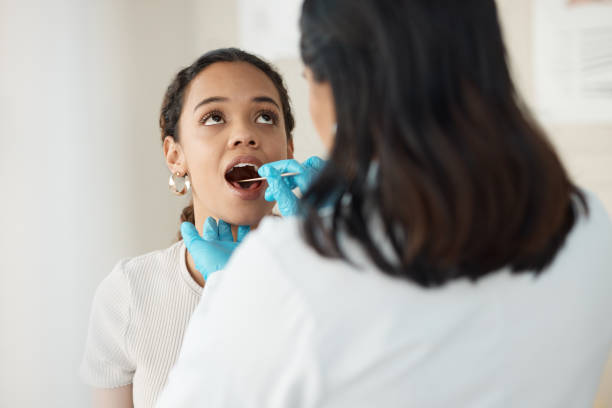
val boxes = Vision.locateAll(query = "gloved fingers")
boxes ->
[217,220,234,242]
[258,159,305,177]
[260,160,303,191]
[265,172,299,216]
[259,159,306,190]
[181,222,207,257]
[262,167,284,201]
[294,172,313,195]
[263,157,325,194]
[236,225,250,242]
[303,155,326,172]
[202,217,219,241]
[294,157,325,192]
[283,174,299,190]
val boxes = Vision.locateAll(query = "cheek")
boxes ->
[309,87,333,147]
[263,130,290,160]
[308,90,323,130]
[182,138,222,191]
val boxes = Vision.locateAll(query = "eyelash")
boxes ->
[198,109,279,125]
[257,109,279,125]
[199,110,224,124]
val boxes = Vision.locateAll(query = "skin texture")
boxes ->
[304,67,336,150]
[164,61,294,286]
[92,384,132,408]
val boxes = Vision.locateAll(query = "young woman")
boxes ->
[80,48,295,407]
[159,1,612,407]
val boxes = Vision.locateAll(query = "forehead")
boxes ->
[184,61,282,109]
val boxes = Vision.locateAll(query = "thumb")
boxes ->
[236,225,250,242]
[265,174,298,216]
[181,222,203,251]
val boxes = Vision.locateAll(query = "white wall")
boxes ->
[1,1,210,406]
[0,1,609,407]
[497,0,612,214]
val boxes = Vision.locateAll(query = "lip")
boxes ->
[223,155,266,201]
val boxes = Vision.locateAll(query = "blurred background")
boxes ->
[0,0,610,406]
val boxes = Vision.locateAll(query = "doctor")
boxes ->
[158,0,612,406]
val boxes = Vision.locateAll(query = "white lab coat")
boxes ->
[157,191,612,408]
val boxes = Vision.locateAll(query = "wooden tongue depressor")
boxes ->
[236,172,300,183]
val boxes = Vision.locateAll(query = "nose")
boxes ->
[227,122,260,149]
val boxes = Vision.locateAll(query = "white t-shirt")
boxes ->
[158,191,612,408]
[80,241,202,407]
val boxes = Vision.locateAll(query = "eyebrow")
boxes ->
[252,96,280,110]
[192,96,281,113]
[193,96,228,112]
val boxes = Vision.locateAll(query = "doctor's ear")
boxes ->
[163,136,187,174]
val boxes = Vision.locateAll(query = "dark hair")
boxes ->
[159,48,295,239]
[299,0,587,287]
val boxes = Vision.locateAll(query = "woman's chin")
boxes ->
[220,206,274,228]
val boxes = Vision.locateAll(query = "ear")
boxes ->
[286,138,295,159]
[163,136,187,174]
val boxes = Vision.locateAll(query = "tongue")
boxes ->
[227,166,261,190]
[231,180,262,190]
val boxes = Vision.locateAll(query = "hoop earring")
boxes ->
[169,172,191,196]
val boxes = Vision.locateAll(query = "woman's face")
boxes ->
[167,61,293,227]
[304,67,336,151]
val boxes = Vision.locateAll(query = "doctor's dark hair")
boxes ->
[299,0,587,287]
[159,48,295,239]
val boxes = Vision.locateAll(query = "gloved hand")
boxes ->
[257,156,326,217]
[181,217,250,280]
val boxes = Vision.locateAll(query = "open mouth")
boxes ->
[225,163,263,191]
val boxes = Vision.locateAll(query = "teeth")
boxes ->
[232,163,259,170]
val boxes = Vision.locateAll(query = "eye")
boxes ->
[256,111,278,125]
[201,112,225,126]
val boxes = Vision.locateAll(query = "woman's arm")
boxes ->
[80,264,136,402]
[92,385,133,408]
[594,350,612,408]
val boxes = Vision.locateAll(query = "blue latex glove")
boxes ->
[258,156,326,217]
[181,217,250,280]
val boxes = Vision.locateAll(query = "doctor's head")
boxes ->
[297,0,583,286]
[160,48,294,237]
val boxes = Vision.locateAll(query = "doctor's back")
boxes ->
[158,0,612,406]
[160,193,612,408]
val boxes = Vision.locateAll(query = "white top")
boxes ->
[158,191,612,408]
[80,241,202,407]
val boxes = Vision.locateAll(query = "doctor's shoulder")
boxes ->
[568,190,612,264]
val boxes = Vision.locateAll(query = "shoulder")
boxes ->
[119,240,184,280]
[92,240,188,312]
[201,216,319,346]
[213,216,310,306]
[539,189,612,290]
[248,215,303,248]
[581,189,612,233]
[566,190,612,257]
[241,216,318,266]
[112,240,189,294]
[161,220,322,406]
